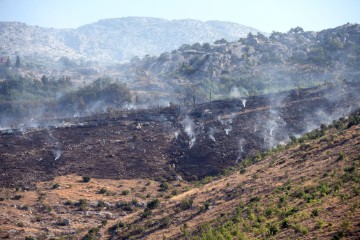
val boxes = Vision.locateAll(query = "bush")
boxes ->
[203,201,210,211]
[101,220,108,227]
[311,208,320,217]
[268,224,279,235]
[13,195,23,200]
[147,199,160,209]
[249,196,260,203]
[82,227,100,240]
[347,115,360,128]
[77,199,88,211]
[121,190,130,195]
[338,152,346,161]
[99,187,108,194]
[179,198,193,210]
[25,237,37,240]
[293,224,309,235]
[160,216,171,228]
[332,231,344,240]
[159,182,169,192]
[82,176,91,183]
[141,208,152,218]
[280,219,290,229]
[116,201,133,212]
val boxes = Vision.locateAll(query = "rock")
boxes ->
[99,211,113,219]
[62,219,71,226]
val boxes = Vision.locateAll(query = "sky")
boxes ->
[0,0,359,33]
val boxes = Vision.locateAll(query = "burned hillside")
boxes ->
[0,82,360,188]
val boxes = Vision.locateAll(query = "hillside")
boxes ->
[121,23,360,102]
[0,17,260,64]
[0,106,359,239]
[0,82,359,189]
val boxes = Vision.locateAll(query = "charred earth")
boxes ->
[0,82,360,188]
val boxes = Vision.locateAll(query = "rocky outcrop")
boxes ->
[123,23,360,101]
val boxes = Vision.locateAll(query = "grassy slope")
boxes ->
[0,116,359,240]
[106,116,360,240]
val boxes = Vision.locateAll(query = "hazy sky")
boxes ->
[0,0,359,33]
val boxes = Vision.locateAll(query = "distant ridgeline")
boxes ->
[0,17,260,64]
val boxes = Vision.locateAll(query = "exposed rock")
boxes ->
[62,219,71,226]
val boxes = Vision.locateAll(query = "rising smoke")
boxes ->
[47,129,62,161]
[181,116,196,148]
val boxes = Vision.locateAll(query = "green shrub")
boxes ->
[82,176,91,183]
[99,187,108,194]
[203,201,210,211]
[147,199,160,209]
[249,196,260,203]
[268,224,279,235]
[101,220,108,227]
[332,231,344,240]
[319,183,331,197]
[311,208,320,217]
[316,219,326,229]
[25,237,37,240]
[293,224,308,235]
[82,227,100,240]
[77,199,88,211]
[171,189,179,196]
[97,200,107,208]
[159,182,169,192]
[121,190,130,195]
[141,208,152,218]
[280,218,290,229]
[338,152,346,161]
[160,216,171,228]
[13,195,23,200]
[179,198,193,210]
[116,201,133,212]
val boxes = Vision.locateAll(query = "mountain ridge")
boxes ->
[0,17,262,63]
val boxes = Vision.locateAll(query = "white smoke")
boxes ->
[181,116,196,148]
[208,127,217,142]
[218,114,234,135]
[225,126,232,135]
[263,110,287,148]
[229,87,249,99]
[235,138,246,164]
[48,129,62,161]
[174,131,180,139]
[242,99,247,108]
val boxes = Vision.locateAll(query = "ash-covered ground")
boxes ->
[1,82,359,188]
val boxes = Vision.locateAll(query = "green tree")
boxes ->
[5,57,11,68]
[15,55,21,68]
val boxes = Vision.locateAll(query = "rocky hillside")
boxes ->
[0,17,260,64]
[121,23,360,102]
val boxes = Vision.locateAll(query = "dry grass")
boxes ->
[0,124,359,240]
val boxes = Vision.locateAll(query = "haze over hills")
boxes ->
[0,17,261,64]
[0,13,360,239]
[122,23,360,102]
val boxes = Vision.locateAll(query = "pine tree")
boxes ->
[5,57,11,68]
[15,55,21,68]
